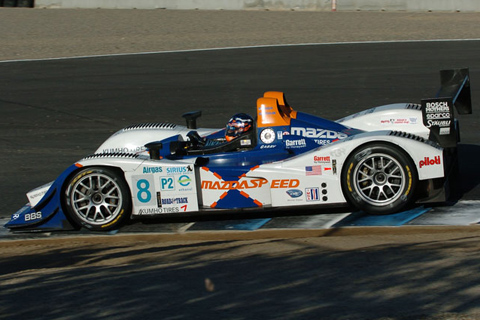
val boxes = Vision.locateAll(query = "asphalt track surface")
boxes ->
[1,37,480,320]
[1,40,480,218]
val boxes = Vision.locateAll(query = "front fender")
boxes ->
[5,164,80,231]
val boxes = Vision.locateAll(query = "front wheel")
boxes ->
[64,167,131,231]
[341,143,417,215]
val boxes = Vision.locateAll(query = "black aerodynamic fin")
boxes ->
[421,68,472,148]
[437,68,472,114]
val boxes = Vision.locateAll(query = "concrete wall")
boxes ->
[34,0,480,12]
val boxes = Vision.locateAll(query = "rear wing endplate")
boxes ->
[421,68,472,148]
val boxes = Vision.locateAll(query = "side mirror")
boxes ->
[182,111,202,129]
[145,141,163,160]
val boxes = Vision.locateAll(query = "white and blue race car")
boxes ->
[5,69,472,232]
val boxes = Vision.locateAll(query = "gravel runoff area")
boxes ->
[0,9,479,61]
[1,8,480,320]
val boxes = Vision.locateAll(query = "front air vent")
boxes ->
[405,103,422,110]
[389,131,426,142]
[121,123,177,131]
[82,153,140,160]
[389,131,440,148]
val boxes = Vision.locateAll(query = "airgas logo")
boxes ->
[143,166,162,174]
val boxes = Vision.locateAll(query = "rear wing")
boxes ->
[421,68,472,148]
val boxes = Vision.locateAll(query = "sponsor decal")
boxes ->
[137,207,181,215]
[178,175,192,187]
[381,118,417,125]
[425,101,450,112]
[161,197,188,205]
[286,189,303,198]
[314,156,330,163]
[260,145,277,149]
[306,165,322,176]
[425,113,451,120]
[313,139,331,146]
[271,179,300,189]
[439,127,451,135]
[305,188,320,201]
[201,179,299,190]
[332,159,337,175]
[291,127,348,140]
[422,99,453,129]
[101,146,145,154]
[25,211,42,222]
[426,120,451,128]
[202,179,268,190]
[419,156,441,168]
[240,139,252,146]
[258,105,276,115]
[166,166,192,175]
[330,148,346,158]
[260,128,276,144]
[143,166,163,174]
[160,177,175,191]
[285,139,306,148]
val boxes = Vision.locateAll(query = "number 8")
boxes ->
[137,179,152,203]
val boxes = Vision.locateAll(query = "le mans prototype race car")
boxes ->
[5,69,473,232]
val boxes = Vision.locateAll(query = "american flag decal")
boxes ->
[305,165,322,176]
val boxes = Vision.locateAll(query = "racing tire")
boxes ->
[341,143,417,215]
[64,167,131,231]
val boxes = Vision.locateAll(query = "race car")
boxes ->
[5,68,472,232]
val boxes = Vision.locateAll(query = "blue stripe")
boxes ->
[336,206,431,227]
[226,218,272,231]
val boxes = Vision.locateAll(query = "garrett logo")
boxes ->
[419,156,441,168]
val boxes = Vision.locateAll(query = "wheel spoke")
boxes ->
[69,171,124,226]
[354,152,406,206]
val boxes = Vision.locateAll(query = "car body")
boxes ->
[5,69,472,232]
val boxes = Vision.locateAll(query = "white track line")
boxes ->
[1,38,479,64]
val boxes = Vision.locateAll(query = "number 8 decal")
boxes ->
[137,179,152,203]
[132,175,155,206]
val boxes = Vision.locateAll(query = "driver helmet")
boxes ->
[225,113,253,142]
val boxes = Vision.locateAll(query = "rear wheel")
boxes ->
[341,143,417,215]
[65,167,131,231]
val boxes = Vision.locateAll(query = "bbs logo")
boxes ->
[25,212,42,221]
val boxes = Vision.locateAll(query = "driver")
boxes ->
[225,113,254,142]
[187,113,254,149]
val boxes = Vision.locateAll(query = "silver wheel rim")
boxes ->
[70,172,123,226]
[353,153,406,206]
